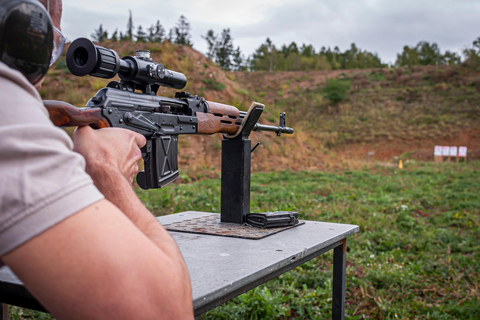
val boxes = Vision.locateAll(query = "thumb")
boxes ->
[73,125,94,140]
[133,132,147,148]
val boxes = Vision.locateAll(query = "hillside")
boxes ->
[40,41,480,179]
[233,65,480,162]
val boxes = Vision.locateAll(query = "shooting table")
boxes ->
[0,211,358,319]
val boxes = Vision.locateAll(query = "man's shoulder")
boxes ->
[0,62,41,100]
[0,62,49,125]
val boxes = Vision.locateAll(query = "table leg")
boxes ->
[332,239,346,320]
[1,304,8,320]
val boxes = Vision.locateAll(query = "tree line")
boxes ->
[91,13,480,72]
[91,11,192,46]
[250,39,385,71]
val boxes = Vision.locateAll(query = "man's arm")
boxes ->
[2,126,193,319]
[73,125,191,277]
[71,126,188,262]
[3,199,193,320]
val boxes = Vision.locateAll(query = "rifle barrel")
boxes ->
[253,123,294,134]
[239,111,293,134]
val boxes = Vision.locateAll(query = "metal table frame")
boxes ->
[0,211,358,320]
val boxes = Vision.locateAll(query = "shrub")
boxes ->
[323,79,351,104]
[201,78,225,91]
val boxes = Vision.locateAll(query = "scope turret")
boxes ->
[66,38,187,92]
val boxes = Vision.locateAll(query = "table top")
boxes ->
[0,211,359,315]
[161,211,359,314]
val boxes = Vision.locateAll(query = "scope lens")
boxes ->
[73,47,89,67]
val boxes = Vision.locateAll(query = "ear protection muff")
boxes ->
[0,0,53,84]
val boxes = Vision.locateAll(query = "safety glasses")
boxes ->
[50,26,66,66]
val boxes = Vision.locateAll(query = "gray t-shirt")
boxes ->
[0,62,104,256]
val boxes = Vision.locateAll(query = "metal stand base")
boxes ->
[221,138,251,224]
[164,213,304,239]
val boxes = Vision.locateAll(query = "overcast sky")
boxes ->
[61,0,480,65]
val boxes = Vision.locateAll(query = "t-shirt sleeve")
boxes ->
[0,63,104,256]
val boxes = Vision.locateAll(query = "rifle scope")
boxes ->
[66,38,187,90]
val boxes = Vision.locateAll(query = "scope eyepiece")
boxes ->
[66,38,121,79]
[66,38,187,91]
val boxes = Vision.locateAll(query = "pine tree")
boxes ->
[463,36,480,68]
[136,25,147,42]
[232,46,244,71]
[173,15,192,46]
[119,31,128,41]
[147,20,165,43]
[110,29,118,42]
[443,51,461,65]
[126,10,134,42]
[396,41,446,66]
[417,41,444,65]
[91,24,108,42]
[202,30,217,60]
[166,29,174,43]
[215,29,234,70]
[396,45,420,66]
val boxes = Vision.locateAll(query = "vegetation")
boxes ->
[463,36,480,70]
[91,12,192,46]
[202,28,245,71]
[90,12,479,72]
[141,162,480,319]
[250,40,385,71]
[236,64,480,151]
[15,23,478,319]
[173,15,193,47]
[323,79,351,104]
[8,162,480,319]
[395,41,461,67]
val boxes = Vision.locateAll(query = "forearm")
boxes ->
[4,199,193,319]
[90,165,187,266]
[72,126,191,302]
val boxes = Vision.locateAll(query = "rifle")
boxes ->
[45,38,293,190]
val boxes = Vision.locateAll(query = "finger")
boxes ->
[132,144,143,163]
[131,162,139,176]
[133,132,147,148]
[74,125,96,139]
[129,163,139,184]
[73,125,89,140]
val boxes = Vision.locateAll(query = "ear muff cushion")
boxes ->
[0,0,53,84]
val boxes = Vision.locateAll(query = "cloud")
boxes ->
[62,0,480,64]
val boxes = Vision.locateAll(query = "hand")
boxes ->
[73,126,146,184]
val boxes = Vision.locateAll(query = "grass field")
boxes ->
[8,161,480,319]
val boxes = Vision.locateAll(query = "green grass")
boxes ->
[139,161,480,319]
[8,161,480,319]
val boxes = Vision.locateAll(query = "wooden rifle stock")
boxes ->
[43,100,110,129]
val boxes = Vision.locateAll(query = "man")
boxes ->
[0,0,194,318]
